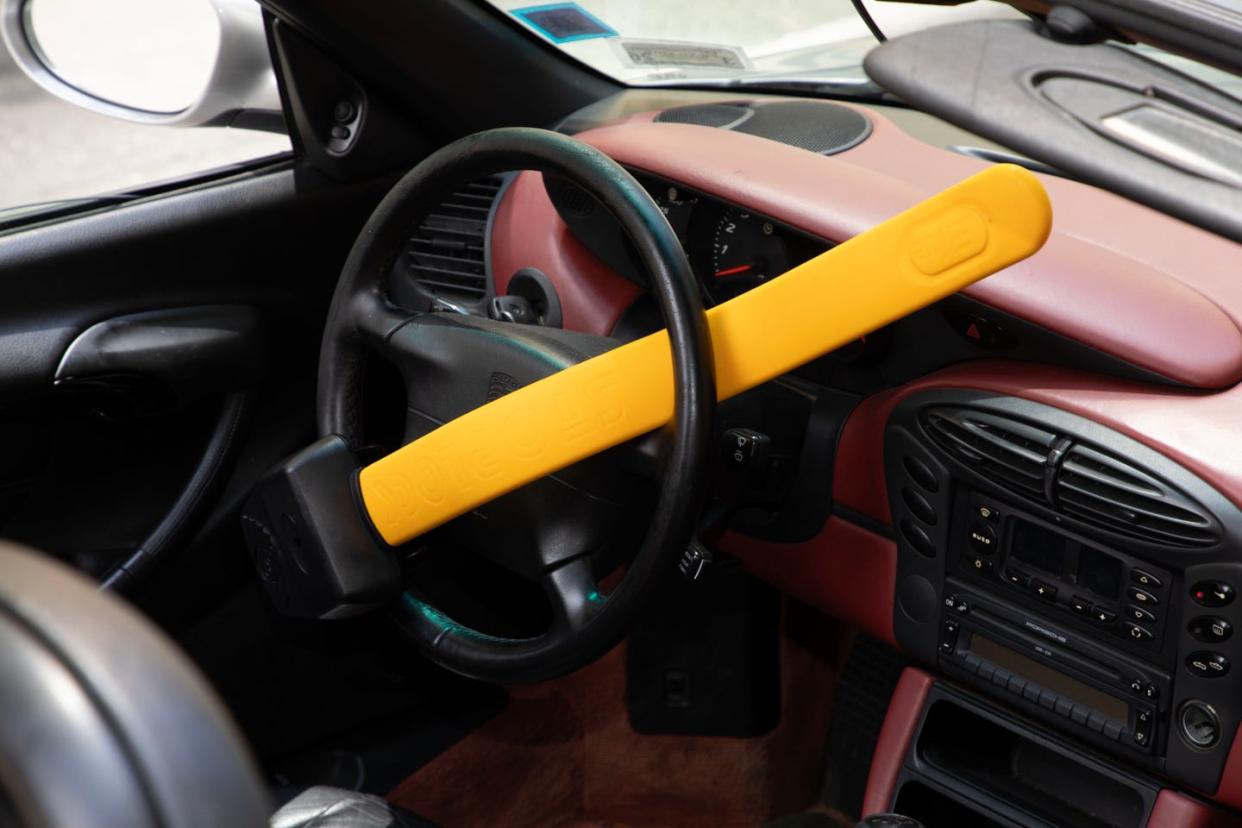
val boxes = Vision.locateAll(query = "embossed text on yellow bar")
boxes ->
[359,165,1052,545]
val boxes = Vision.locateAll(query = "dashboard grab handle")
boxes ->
[358,164,1052,546]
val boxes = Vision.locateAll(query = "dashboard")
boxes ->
[400,87,1242,819]
[545,171,828,307]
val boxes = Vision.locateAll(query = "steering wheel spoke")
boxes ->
[613,429,669,480]
[543,556,604,634]
[349,287,417,353]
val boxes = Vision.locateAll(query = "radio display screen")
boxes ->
[968,633,1129,722]
[1077,546,1122,599]
[1009,519,1122,600]
[1010,520,1069,576]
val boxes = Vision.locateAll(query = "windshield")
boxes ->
[487,1,1023,88]
[487,1,1242,98]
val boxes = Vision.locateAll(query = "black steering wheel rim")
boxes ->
[318,127,715,683]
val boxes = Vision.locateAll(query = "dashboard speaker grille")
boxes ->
[1056,445,1220,547]
[655,100,872,155]
[923,408,1054,500]
[406,176,503,300]
[654,102,752,129]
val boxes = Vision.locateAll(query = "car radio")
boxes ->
[885,390,1242,796]
[938,580,1170,756]
[952,503,1174,657]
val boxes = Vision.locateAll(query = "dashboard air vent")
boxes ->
[406,176,503,300]
[1055,445,1220,547]
[922,408,1056,500]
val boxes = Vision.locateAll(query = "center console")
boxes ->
[885,390,1242,800]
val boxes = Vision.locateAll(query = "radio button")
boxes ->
[1054,697,1074,717]
[1126,604,1157,625]
[968,523,998,555]
[1030,579,1058,601]
[1188,616,1233,644]
[1104,721,1123,741]
[1128,587,1160,606]
[1092,608,1118,625]
[1070,706,1090,725]
[1125,622,1154,642]
[1070,596,1091,615]
[1038,689,1057,710]
[939,619,960,654]
[1191,581,1235,608]
[1143,684,1159,702]
[1129,678,1146,695]
[1130,569,1163,590]
[977,662,996,682]
[964,554,994,574]
[1134,709,1154,746]
[1186,652,1230,678]
[1087,712,1107,733]
[945,595,970,614]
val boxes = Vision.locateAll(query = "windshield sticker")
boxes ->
[616,39,751,71]
[510,3,617,44]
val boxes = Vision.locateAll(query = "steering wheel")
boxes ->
[317,128,715,683]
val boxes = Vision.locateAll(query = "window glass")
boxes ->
[487,0,1022,87]
[487,0,1242,99]
[0,0,289,219]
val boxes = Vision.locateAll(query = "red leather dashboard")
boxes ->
[487,96,1242,813]
[496,101,1242,387]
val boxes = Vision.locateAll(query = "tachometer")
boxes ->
[709,207,791,302]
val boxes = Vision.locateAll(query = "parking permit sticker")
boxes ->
[616,39,750,70]
[510,3,617,44]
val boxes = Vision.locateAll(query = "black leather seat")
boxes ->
[0,541,431,828]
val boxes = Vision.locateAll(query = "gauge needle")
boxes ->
[714,264,752,277]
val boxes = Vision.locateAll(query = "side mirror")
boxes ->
[0,0,283,131]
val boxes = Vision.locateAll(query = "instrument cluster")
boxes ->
[641,175,827,306]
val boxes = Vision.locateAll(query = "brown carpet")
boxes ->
[389,601,847,827]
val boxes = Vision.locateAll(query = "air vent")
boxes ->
[406,176,503,300]
[922,408,1057,500]
[1056,445,1220,547]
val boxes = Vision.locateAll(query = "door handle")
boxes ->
[54,305,265,415]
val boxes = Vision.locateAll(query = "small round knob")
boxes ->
[1179,700,1221,750]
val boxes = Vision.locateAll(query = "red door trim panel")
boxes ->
[862,667,934,816]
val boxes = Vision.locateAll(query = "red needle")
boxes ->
[714,264,752,277]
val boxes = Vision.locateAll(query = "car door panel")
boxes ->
[0,163,391,581]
